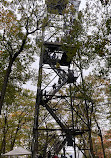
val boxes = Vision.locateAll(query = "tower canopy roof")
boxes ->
[2,147,31,156]
[46,0,81,14]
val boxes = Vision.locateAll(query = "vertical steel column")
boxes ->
[32,30,44,158]
[70,84,76,158]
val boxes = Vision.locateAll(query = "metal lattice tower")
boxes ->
[32,0,90,158]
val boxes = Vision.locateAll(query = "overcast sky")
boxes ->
[79,0,86,10]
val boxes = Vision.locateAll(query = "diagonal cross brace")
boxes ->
[44,103,68,131]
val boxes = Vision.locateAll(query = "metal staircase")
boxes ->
[37,40,89,156]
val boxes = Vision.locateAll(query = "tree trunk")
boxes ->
[0,114,8,155]
[0,36,27,114]
[0,57,13,114]
[88,128,95,158]
[10,125,20,150]
[94,117,106,158]
[100,134,106,158]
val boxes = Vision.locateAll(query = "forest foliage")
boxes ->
[0,0,111,157]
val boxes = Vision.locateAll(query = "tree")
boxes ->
[0,89,35,155]
[0,0,41,114]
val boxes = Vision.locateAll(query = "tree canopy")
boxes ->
[0,0,111,157]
